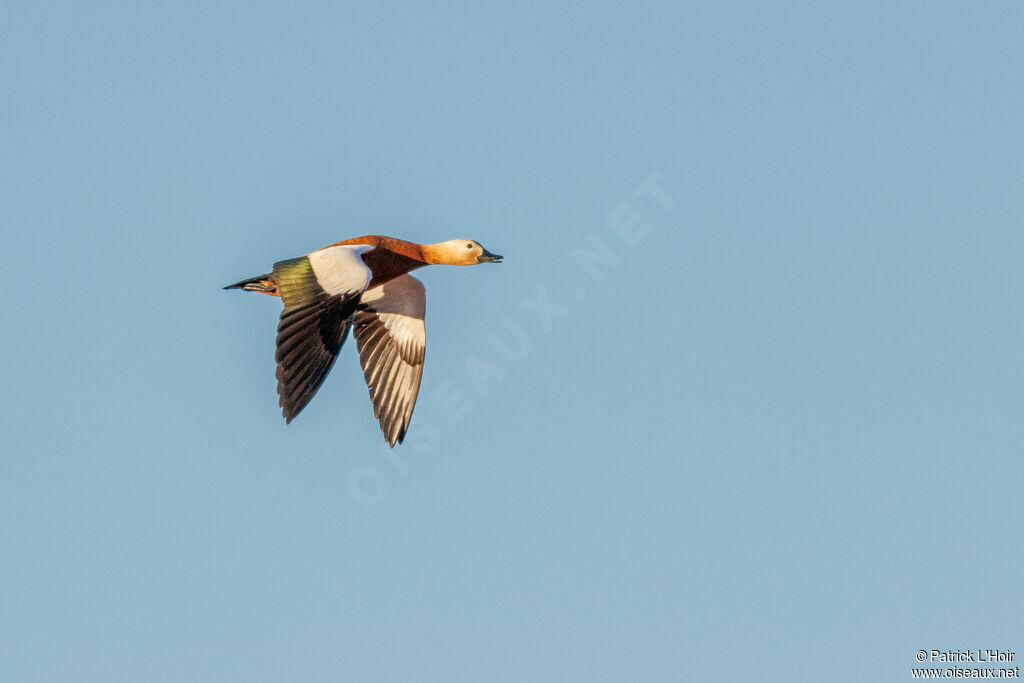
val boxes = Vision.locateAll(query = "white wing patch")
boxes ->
[308,244,374,296]
[358,275,426,330]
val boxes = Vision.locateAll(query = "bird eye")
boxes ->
[466,243,473,249]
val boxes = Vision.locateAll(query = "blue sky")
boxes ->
[2,2,1023,681]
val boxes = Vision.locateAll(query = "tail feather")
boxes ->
[224,273,279,295]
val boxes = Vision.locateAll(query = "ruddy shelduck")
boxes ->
[225,235,503,446]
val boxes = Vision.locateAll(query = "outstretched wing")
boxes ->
[273,245,373,423]
[352,275,426,446]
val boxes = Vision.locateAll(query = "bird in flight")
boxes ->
[225,235,503,446]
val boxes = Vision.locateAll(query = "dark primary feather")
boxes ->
[275,297,358,422]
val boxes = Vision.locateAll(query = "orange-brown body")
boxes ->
[226,235,501,297]
[331,236,429,289]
